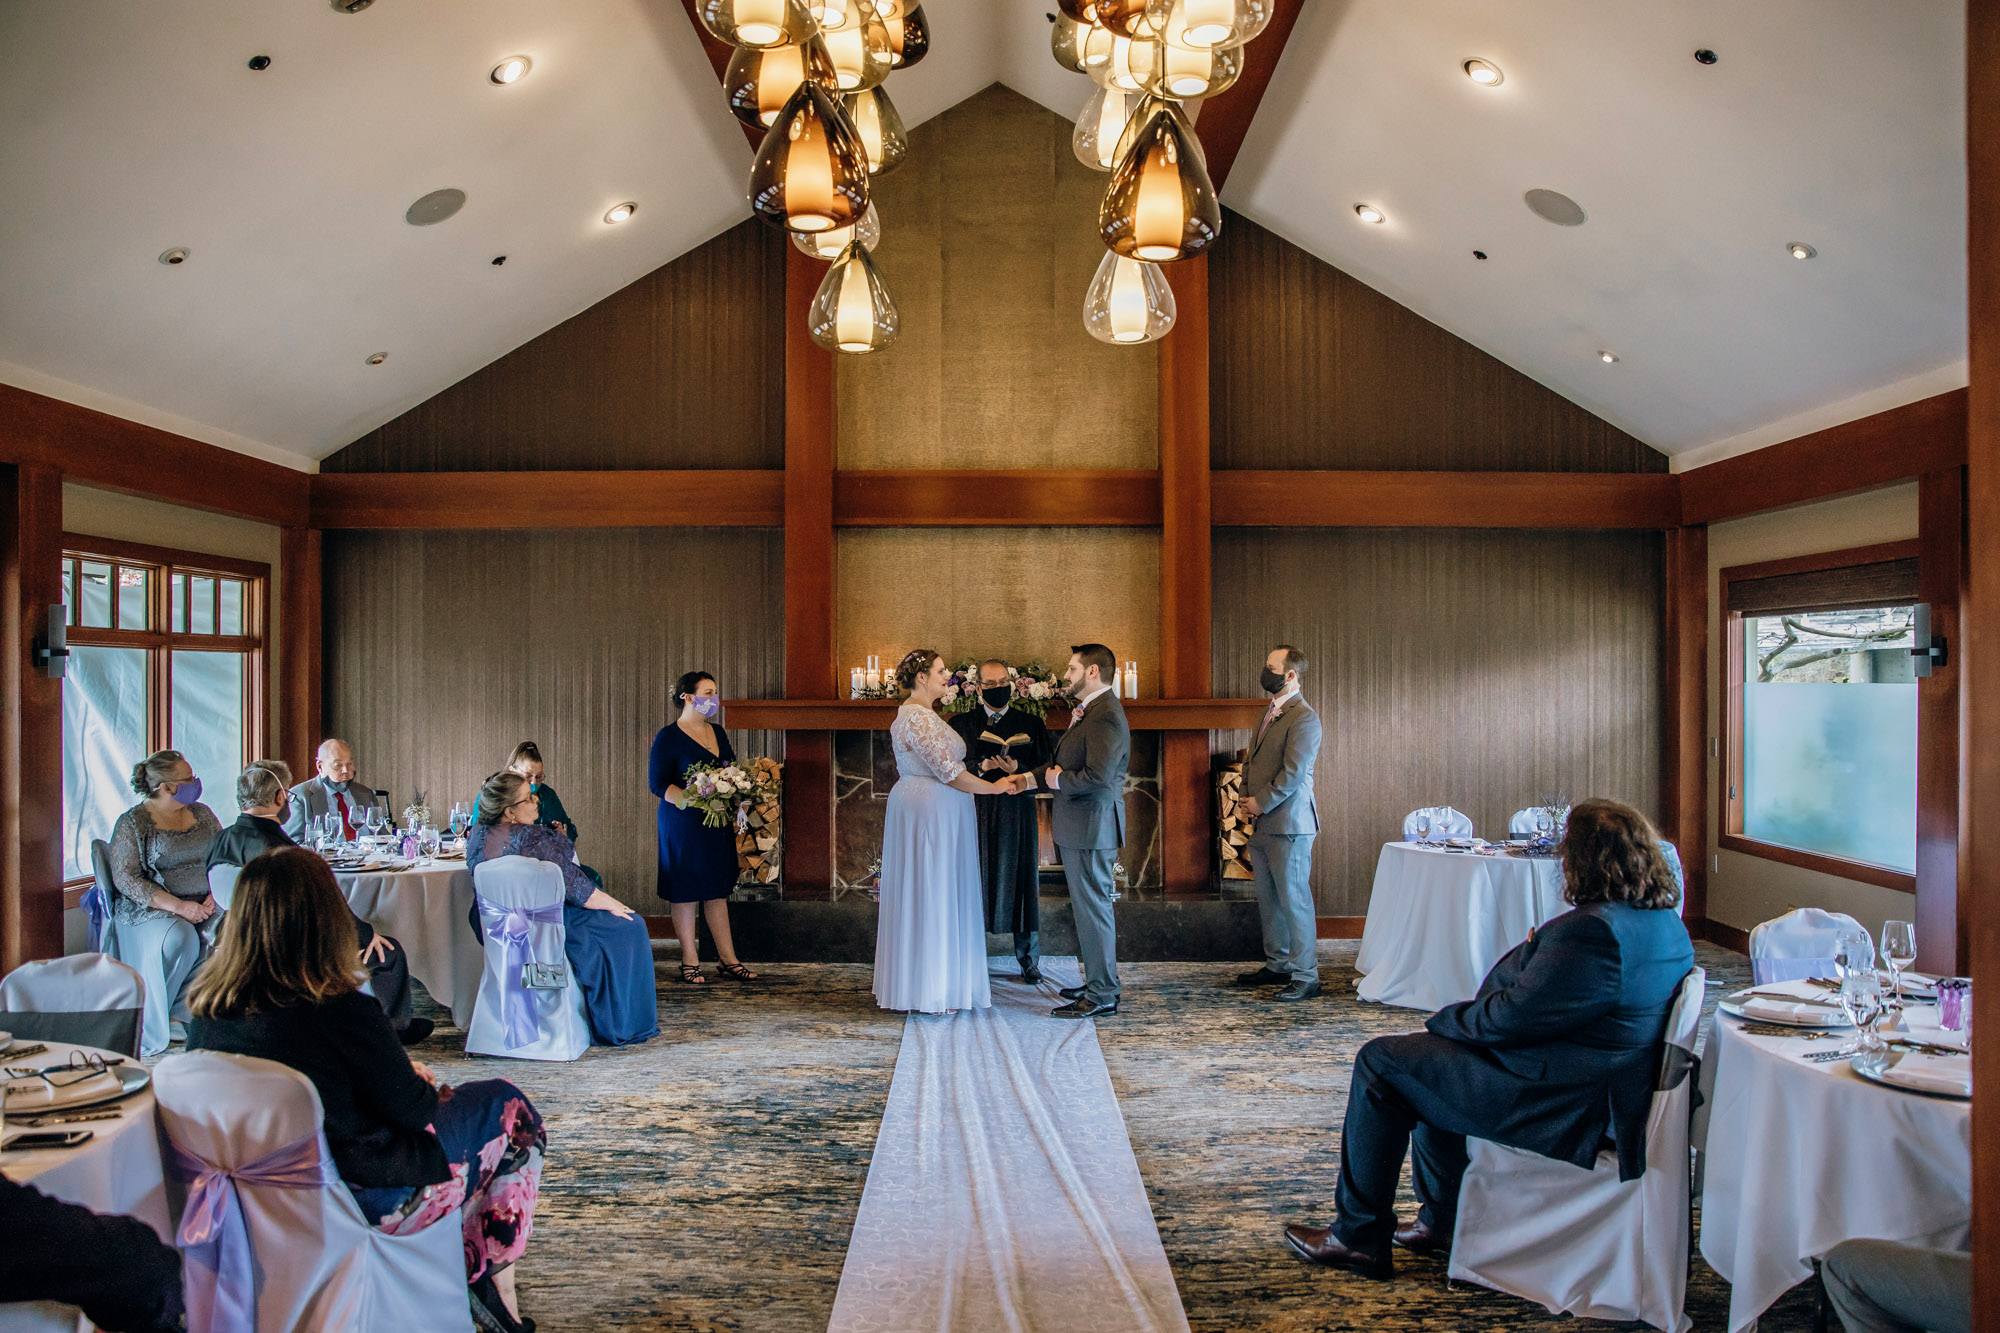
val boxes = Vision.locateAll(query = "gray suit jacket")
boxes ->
[1242,694,1322,838]
[1034,693,1130,851]
[282,776,389,839]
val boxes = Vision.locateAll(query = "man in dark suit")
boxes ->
[949,659,1053,984]
[1284,799,1695,1277]
[282,737,389,841]
[1023,643,1130,1018]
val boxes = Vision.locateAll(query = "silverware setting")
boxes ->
[13,1109,124,1127]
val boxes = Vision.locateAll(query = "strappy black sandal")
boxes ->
[716,961,759,981]
[678,963,707,985]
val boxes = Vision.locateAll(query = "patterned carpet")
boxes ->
[406,940,1816,1333]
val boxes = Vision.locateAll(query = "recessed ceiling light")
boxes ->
[1462,57,1503,86]
[1598,350,1619,364]
[603,202,637,225]
[1354,203,1385,224]
[1694,48,1718,65]
[1788,241,1818,260]
[365,352,388,365]
[490,55,531,85]
[247,55,272,71]
[157,247,190,266]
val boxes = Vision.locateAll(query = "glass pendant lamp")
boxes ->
[871,0,906,17]
[1095,0,1158,38]
[822,6,892,90]
[792,199,882,260]
[725,36,839,128]
[1148,40,1240,98]
[1057,0,1110,24]
[1083,250,1176,344]
[698,0,819,50]
[1144,0,1271,51]
[844,86,908,174]
[810,243,899,353]
[1051,13,1093,71]
[749,82,871,233]
[1073,85,1141,172]
[808,0,851,28]
[884,5,929,67]
[1092,32,1164,92]
[1099,98,1220,261]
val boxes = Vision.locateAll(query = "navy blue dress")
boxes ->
[649,722,739,904]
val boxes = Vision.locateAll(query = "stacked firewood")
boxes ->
[735,791,783,886]
[1216,762,1255,881]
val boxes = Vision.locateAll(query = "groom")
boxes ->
[1021,643,1130,1018]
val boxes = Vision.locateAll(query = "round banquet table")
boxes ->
[334,861,483,1029]
[1696,1007,1971,1333]
[1352,842,1567,1011]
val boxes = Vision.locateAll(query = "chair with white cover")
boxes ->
[1508,808,1545,838]
[465,856,590,1062]
[1447,966,1707,1333]
[0,952,145,1057]
[152,1050,468,1333]
[1747,906,1866,984]
[208,863,243,911]
[1402,806,1474,840]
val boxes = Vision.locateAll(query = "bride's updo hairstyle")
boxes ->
[895,648,941,692]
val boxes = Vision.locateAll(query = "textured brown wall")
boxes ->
[1209,209,1666,473]
[323,528,783,910]
[1211,528,1663,916]
[325,219,786,472]
[835,85,1159,469]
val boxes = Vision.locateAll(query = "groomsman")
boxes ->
[1024,643,1130,1018]
[949,660,1053,983]
[1235,645,1324,1002]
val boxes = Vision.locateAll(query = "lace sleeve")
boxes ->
[896,707,966,784]
[108,808,162,906]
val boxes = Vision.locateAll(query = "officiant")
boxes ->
[949,659,1052,984]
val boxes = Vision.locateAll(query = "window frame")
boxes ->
[1719,538,1919,894]
[60,533,271,894]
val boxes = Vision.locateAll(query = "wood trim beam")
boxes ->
[1193,0,1309,192]
[2,463,65,968]
[0,384,309,528]
[1663,525,1708,924]
[309,470,785,529]
[280,526,323,784]
[1917,467,1967,974]
[722,698,1270,731]
[1717,538,1922,586]
[832,470,1160,526]
[1678,389,1968,526]
[1213,470,1682,528]
[783,248,838,897]
[1159,257,1214,895]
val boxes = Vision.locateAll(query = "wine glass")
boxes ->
[1834,929,1876,985]
[1413,812,1432,844]
[1534,807,1555,844]
[1880,920,1917,1009]
[1839,974,1887,1058]
[419,824,440,864]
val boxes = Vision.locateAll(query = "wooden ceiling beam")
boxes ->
[1213,469,1682,529]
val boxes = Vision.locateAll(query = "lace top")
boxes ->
[891,702,966,784]
[465,821,597,908]
[107,802,222,924]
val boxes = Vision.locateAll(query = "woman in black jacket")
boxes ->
[186,848,544,1333]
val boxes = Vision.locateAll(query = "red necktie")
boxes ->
[335,791,356,840]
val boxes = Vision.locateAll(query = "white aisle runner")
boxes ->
[828,959,1192,1333]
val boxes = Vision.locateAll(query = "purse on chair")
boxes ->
[522,959,569,990]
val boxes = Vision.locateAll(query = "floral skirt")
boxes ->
[349,1078,545,1284]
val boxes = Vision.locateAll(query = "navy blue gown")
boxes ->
[648,722,739,903]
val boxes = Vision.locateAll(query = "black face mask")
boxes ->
[981,685,1013,710]
[1259,667,1287,695]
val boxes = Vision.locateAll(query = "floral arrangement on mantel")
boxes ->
[937,659,1063,718]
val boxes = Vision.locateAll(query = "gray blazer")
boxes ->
[1034,692,1131,851]
[1242,694,1322,837]
[282,776,389,839]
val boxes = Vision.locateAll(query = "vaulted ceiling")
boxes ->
[0,1,1968,472]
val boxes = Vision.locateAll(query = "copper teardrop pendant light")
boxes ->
[698,0,820,50]
[1096,0,1156,38]
[885,5,930,68]
[749,81,870,233]
[1057,0,1109,24]
[1099,98,1220,261]
[725,36,839,128]
[844,85,908,174]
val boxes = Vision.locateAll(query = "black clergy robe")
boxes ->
[948,703,1052,958]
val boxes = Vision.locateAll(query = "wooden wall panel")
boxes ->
[323,528,784,911]
[1212,528,1664,915]
[1208,211,1667,474]
[324,219,786,473]
[2,464,65,967]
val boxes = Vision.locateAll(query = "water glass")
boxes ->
[1879,920,1917,1007]
[1839,975,1887,1056]
[1534,808,1555,843]
[419,825,440,862]
[1413,813,1432,844]
[1834,929,1876,985]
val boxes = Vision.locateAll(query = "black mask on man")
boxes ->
[1259,667,1287,695]
[981,685,1013,710]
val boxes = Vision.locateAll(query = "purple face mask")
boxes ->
[171,776,203,806]
[689,695,721,719]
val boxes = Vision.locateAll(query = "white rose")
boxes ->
[715,779,736,795]
[941,685,958,700]
[1030,681,1049,699]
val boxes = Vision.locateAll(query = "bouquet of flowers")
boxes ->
[675,760,783,829]
[937,658,1064,718]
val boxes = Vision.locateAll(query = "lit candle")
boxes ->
[864,669,880,691]
[851,667,865,697]
[1125,661,1138,698]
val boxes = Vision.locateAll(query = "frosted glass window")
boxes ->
[190,577,215,634]
[62,646,148,881]
[1740,608,1917,873]
[170,650,244,794]
[218,578,243,635]
[78,561,112,628]
[118,567,149,630]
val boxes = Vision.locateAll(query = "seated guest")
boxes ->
[251,756,296,827]
[209,762,433,1045]
[186,849,545,1333]
[283,737,388,841]
[108,748,222,1055]
[1822,1238,1970,1333]
[467,770,660,1047]
[1283,798,1693,1277]
[505,740,602,888]
[0,1176,185,1332]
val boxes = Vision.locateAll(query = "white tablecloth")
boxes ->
[1697,1009,1971,1333]
[1353,843,1567,1011]
[336,863,483,1029]
[1,1040,170,1239]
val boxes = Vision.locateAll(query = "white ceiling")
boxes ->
[0,1,1970,471]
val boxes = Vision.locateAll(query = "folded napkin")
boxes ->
[1873,1053,1972,1097]
[1,1068,120,1109]
[1740,996,1845,1025]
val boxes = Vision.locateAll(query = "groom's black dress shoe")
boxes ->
[1282,1224,1394,1279]
[1235,967,1290,987]
[1020,965,1043,985]
[1058,984,1087,1001]
[1274,980,1322,1002]
[1052,999,1117,1019]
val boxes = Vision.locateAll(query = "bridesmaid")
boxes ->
[649,671,758,986]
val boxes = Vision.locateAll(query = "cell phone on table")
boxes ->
[4,1128,94,1149]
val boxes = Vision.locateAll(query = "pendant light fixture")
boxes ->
[792,199,882,259]
[1144,0,1271,51]
[725,36,839,128]
[822,5,892,90]
[844,86,908,174]
[1083,250,1176,344]
[1096,0,1157,38]
[749,81,870,233]
[1057,0,1110,24]
[1092,32,1164,92]
[884,5,929,67]
[1148,40,1240,98]
[807,0,850,26]
[1051,13,1092,71]
[1073,85,1141,172]
[871,0,905,17]
[1099,97,1220,261]
[810,243,899,353]
[698,0,819,50]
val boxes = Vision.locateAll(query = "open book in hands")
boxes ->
[978,731,1034,748]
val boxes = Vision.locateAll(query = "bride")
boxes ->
[874,649,1025,1014]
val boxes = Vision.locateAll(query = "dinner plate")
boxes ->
[1,1062,151,1114]
[1719,989,1852,1028]
[1851,1051,1971,1101]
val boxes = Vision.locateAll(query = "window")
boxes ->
[60,537,268,883]
[1722,540,1920,890]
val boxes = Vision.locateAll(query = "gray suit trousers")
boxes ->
[1060,846,1119,1006]
[1822,1239,1970,1333]
[1247,831,1317,982]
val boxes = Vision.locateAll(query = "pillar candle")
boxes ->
[851,667,864,697]
[1124,662,1138,699]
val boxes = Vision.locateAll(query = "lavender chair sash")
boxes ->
[168,1132,340,1333]
[82,885,107,953]
[476,894,566,1049]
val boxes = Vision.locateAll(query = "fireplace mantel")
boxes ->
[721,699,1269,731]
